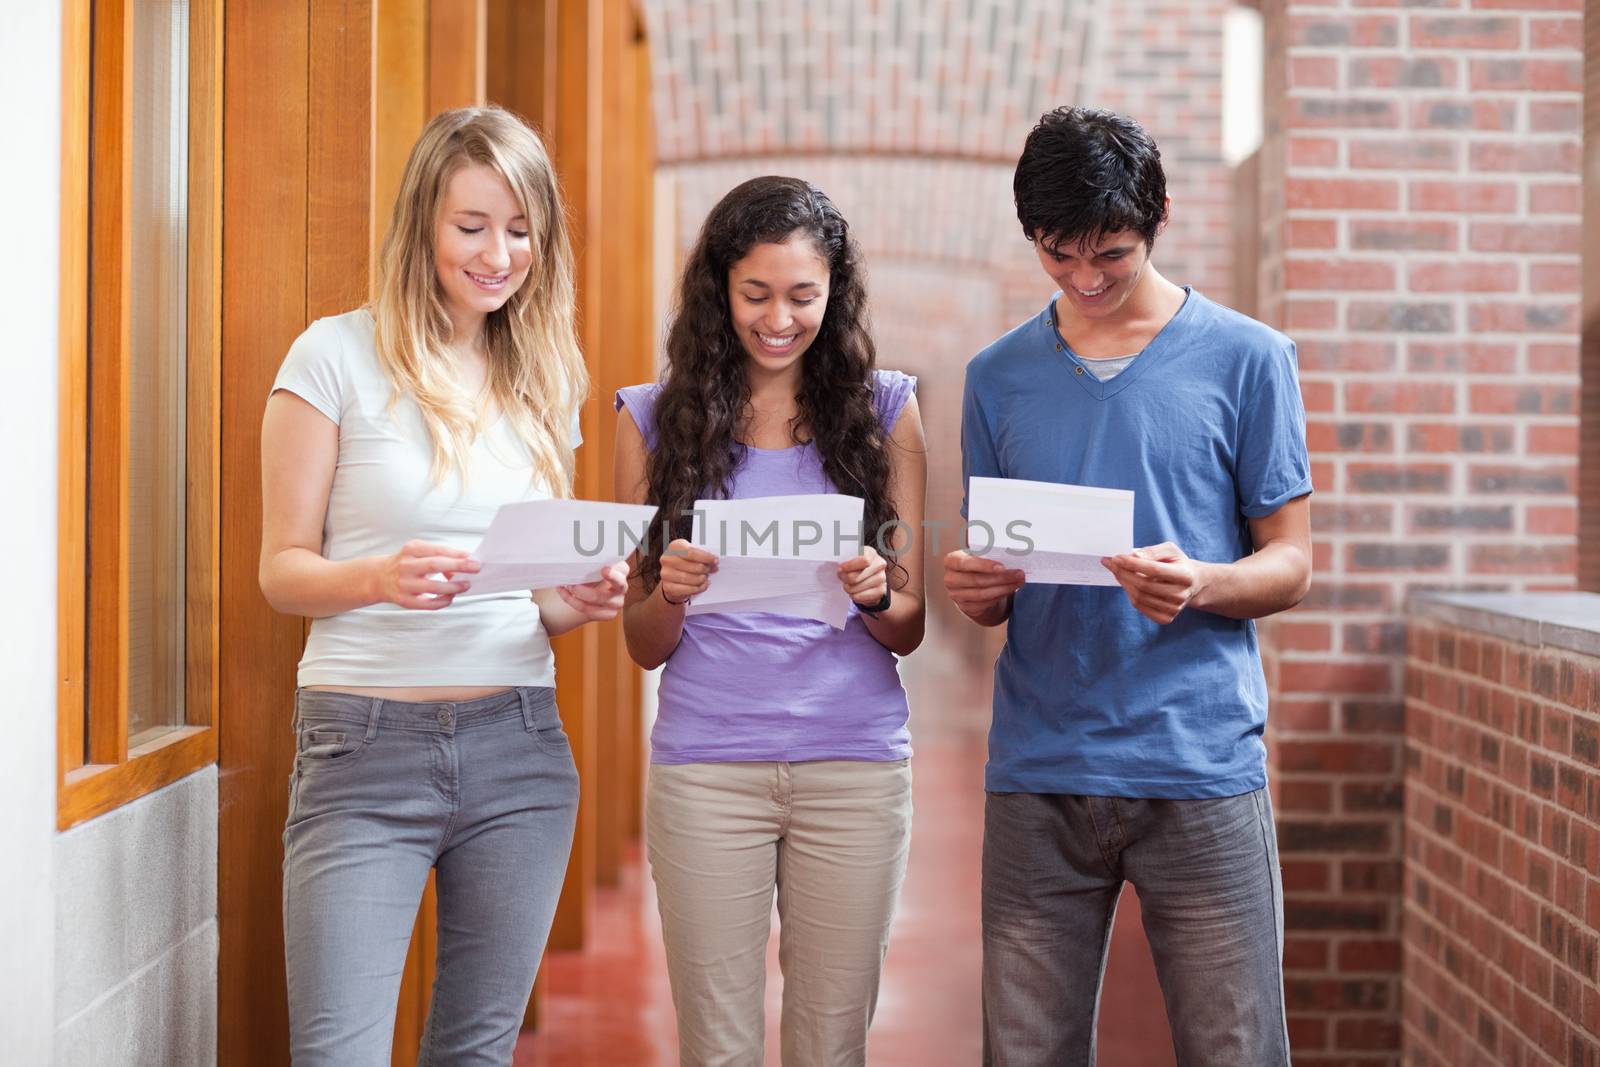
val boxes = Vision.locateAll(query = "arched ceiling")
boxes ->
[642,0,1099,164]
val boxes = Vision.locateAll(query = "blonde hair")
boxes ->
[372,106,587,493]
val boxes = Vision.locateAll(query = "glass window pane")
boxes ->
[126,0,190,747]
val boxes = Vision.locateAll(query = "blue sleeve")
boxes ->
[614,383,662,452]
[1235,342,1313,518]
[960,365,1003,519]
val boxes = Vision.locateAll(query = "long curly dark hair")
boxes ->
[638,175,901,590]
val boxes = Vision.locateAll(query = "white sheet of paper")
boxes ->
[467,498,658,596]
[687,589,852,629]
[685,494,864,627]
[966,477,1134,587]
[684,556,851,628]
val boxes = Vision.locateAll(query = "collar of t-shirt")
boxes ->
[1077,351,1140,381]
[1047,314,1142,381]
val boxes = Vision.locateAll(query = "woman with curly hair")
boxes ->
[614,175,927,1065]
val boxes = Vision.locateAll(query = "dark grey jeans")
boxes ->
[982,788,1290,1066]
[282,686,579,1066]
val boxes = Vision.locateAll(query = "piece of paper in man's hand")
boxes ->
[465,498,659,597]
[966,477,1134,587]
[685,493,865,628]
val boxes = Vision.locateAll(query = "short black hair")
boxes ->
[1013,107,1167,254]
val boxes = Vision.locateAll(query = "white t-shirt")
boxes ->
[271,309,579,688]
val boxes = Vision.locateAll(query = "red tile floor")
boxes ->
[515,645,1177,1065]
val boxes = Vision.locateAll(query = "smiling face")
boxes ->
[1034,228,1154,322]
[433,162,533,337]
[726,234,831,378]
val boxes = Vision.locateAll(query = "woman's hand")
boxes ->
[658,539,717,606]
[556,561,630,622]
[375,540,481,610]
[838,546,890,606]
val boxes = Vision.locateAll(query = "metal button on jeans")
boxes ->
[437,707,452,726]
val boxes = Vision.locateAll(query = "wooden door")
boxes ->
[218,3,323,1062]
[216,3,397,1062]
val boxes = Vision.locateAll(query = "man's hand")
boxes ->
[944,549,1024,626]
[1100,542,1209,625]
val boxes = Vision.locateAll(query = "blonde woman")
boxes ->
[259,106,623,1065]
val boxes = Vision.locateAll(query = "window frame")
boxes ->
[57,0,222,830]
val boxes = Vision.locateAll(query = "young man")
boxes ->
[945,107,1312,1065]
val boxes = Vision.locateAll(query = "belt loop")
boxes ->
[518,686,536,730]
[364,697,382,743]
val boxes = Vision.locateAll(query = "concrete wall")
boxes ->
[54,770,218,1065]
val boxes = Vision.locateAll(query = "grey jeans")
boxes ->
[982,788,1290,1066]
[282,686,579,1066]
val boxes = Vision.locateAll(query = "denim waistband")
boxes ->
[294,686,555,735]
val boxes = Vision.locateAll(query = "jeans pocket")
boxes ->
[525,702,571,757]
[295,724,371,768]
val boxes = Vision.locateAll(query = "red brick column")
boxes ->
[1404,597,1600,1066]
[1255,2,1583,1062]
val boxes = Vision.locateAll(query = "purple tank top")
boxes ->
[615,370,916,763]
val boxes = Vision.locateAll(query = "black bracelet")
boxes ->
[858,587,892,617]
[660,587,690,607]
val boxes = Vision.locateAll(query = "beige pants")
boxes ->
[646,759,913,1067]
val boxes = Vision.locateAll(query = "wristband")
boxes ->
[660,587,690,607]
[858,587,892,617]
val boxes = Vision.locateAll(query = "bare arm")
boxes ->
[1100,494,1313,624]
[258,390,477,617]
[842,394,927,655]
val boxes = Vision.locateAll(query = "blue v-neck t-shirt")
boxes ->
[961,288,1312,798]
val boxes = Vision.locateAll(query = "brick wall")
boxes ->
[1404,597,1600,1066]
[1256,2,1584,1062]
[1087,0,1234,302]
[1583,9,1600,594]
